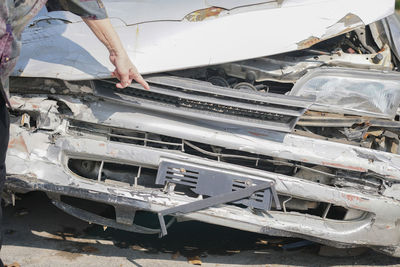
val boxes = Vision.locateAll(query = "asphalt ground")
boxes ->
[1,192,400,267]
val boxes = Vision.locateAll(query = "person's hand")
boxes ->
[82,18,149,90]
[109,52,150,90]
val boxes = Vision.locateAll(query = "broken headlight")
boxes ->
[290,67,400,119]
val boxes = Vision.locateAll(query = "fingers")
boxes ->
[111,71,121,81]
[119,70,130,88]
[139,78,150,90]
[113,70,130,88]
[134,74,150,90]
[116,80,132,88]
[113,68,150,90]
[129,68,150,90]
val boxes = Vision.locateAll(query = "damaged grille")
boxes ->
[67,120,278,173]
[68,119,184,151]
[67,158,160,188]
[66,120,369,222]
[94,76,313,132]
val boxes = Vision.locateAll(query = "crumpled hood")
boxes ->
[13,0,395,80]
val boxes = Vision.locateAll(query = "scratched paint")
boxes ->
[184,7,225,22]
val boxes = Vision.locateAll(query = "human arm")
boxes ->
[46,0,149,89]
[83,18,149,90]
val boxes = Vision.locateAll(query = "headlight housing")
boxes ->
[290,67,400,119]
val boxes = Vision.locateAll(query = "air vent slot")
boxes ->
[164,167,199,188]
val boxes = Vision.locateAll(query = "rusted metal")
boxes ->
[184,7,225,22]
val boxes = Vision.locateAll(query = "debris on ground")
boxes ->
[187,255,202,265]
[81,246,99,253]
[131,245,149,252]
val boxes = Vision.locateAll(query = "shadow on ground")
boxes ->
[3,192,400,266]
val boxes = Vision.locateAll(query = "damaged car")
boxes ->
[5,0,400,257]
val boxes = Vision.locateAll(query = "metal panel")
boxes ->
[14,0,394,80]
[95,77,312,132]
[156,159,280,211]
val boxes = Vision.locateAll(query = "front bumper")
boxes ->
[5,88,400,256]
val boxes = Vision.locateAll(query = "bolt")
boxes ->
[372,53,384,64]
